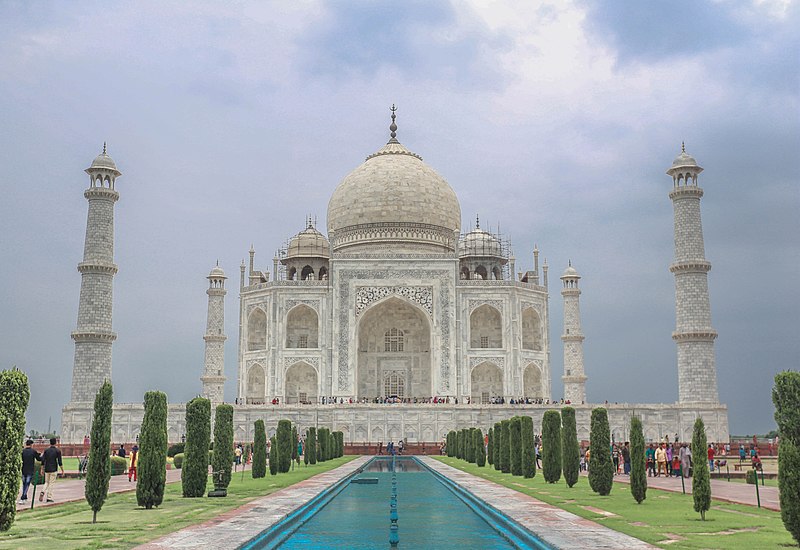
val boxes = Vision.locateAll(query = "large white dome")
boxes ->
[327,134,461,253]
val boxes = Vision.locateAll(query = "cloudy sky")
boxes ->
[1,1,797,436]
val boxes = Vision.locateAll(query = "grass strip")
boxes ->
[0,456,355,549]
[434,457,792,549]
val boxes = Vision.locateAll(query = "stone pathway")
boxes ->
[136,457,370,549]
[419,457,656,549]
[610,473,780,511]
[16,467,189,512]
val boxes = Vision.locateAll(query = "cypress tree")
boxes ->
[561,407,579,487]
[317,428,328,462]
[252,419,267,478]
[454,431,461,459]
[211,404,234,489]
[182,397,211,496]
[466,428,475,463]
[328,432,336,460]
[588,408,613,496]
[510,417,523,476]
[692,417,711,520]
[475,429,486,467]
[630,416,647,503]
[269,436,278,475]
[542,410,562,483]
[307,427,317,465]
[446,432,453,457]
[521,415,536,479]
[137,391,168,509]
[0,368,29,532]
[277,420,293,472]
[493,422,502,471]
[487,428,494,465]
[460,429,467,460]
[85,381,113,523]
[291,425,299,464]
[500,420,511,473]
[774,371,800,543]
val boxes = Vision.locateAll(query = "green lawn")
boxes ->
[434,457,795,549]
[0,457,355,549]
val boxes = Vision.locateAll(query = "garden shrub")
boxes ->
[307,428,317,465]
[588,408,613,496]
[510,417,523,476]
[211,404,234,489]
[500,420,511,473]
[110,456,128,476]
[629,416,646,503]
[475,429,486,467]
[692,417,711,520]
[252,420,267,478]
[493,422,502,471]
[85,380,112,523]
[173,453,184,469]
[542,410,562,483]
[137,391,168,509]
[167,443,185,457]
[774,371,800,544]
[269,436,278,475]
[182,397,210,497]
[0,368,29,532]
[561,407,579,487]
[521,415,536,479]
[487,428,494,465]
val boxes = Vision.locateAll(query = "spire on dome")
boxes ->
[388,104,399,143]
[102,142,107,155]
[681,141,685,153]
[476,214,480,230]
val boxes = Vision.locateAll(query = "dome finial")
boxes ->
[568,259,572,267]
[476,214,480,229]
[389,104,398,143]
[102,142,107,155]
[681,141,685,153]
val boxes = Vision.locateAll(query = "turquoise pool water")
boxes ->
[243,457,549,549]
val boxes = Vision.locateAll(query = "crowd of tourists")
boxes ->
[239,395,581,406]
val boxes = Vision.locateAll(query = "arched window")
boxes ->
[318,266,328,280]
[286,305,319,348]
[460,266,470,280]
[301,265,314,280]
[384,372,405,397]
[492,266,501,281]
[247,308,267,351]
[470,304,502,348]
[521,308,542,351]
[384,328,404,352]
[287,267,297,281]
[475,265,488,280]
[246,364,266,404]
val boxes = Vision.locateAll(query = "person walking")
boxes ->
[20,439,41,503]
[655,443,667,477]
[622,442,631,475]
[128,445,139,482]
[646,444,656,477]
[739,444,746,464]
[707,444,715,472]
[40,437,64,503]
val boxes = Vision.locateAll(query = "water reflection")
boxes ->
[364,457,425,472]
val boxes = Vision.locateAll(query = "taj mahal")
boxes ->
[61,108,729,445]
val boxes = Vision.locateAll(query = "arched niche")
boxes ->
[523,362,543,400]
[247,308,267,351]
[356,297,431,400]
[284,362,318,404]
[286,305,319,348]
[470,362,503,403]
[521,307,542,351]
[470,304,502,348]
[246,363,266,404]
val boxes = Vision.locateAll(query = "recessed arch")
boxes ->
[247,308,267,351]
[287,267,297,281]
[284,362,318,404]
[523,362,543,400]
[246,363,266,404]
[470,361,503,403]
[475,265,488,280]
[521,307,542,351]
[470,304,502,348]
[286,304,318,348]
[300,265,314,280]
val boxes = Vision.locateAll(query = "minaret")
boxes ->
[201,263,227,403]
[667,144,719,403]
[69,145,120,403]
[561,262,587,404]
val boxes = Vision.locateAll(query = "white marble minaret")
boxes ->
[201,263,227,402]
[561,262,587,404]
[667,144,719,403]
[69,145,120,403]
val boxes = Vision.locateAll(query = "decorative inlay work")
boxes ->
[283,356,321,371]
[520,301,541,315]
[355,286,433,318]
[338,269,451,393]
[335,252,457,260]
[469,356,505,370]
[522,359,543,370]
[246,303,267,316]
[286,299,321,312]
[332,222,456,252]
[468,299,503,314]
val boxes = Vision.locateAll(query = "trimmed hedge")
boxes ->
[520,415,536,479]
[182,397,210,498]
[487,428,494,465]
[269,436,278,475]
[630,416,647,503]
[692,417,711,520]
[110,456,128,476]
[561,407,579,488]
[277,420,293,473]
[493,422,502,471]
[500,420,511,474]
[211,404,234,489]
[173,453,184,469]
[475,429,486,467]
[774,371,800,544]
[167,443,185,458]
[307,428,317,465]
[542,410,562,483]
[85,380,113,523]
[588,408,613,496]
[137,391,168,509]
[510,417,523,476]
[746,469,758,485]
[252,420,267,478]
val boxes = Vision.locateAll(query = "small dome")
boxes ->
[459,228,503,258]
[87,144,121,174]
[561,265,579,279]
[208,264,226,279]
[286,224,330,259]
[671,150,697,168]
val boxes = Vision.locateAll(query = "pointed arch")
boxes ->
[301,265,314,280]
[470,304,502,348]
[246,363,266,404]
[470,361,503,403]
[523,362,543,400]
[284,361,318,404]
[475,265,488,280]
[247,307,267,351]
[521,307,542,351]
[286,304,318,348]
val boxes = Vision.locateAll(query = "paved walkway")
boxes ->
[137,456,370,549]
[420,457,656,549]
[16,465,251,512]
[609,473,780,511]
